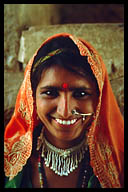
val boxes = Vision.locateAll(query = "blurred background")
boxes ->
[4,4,124,127]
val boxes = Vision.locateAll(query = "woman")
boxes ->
[4,33,124,188]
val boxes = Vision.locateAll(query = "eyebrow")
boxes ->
[39,85,93,91]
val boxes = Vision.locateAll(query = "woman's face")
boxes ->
[36,65,99,146]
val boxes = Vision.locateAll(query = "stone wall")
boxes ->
[59,4,124,23]
[4,4,61,72]
[4,4,124,71]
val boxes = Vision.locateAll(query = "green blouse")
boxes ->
[5,159,101,188]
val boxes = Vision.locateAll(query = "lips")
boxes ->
[50,116,82,129]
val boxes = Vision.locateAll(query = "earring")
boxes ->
[36,127,44,151]
[92,114,96,120]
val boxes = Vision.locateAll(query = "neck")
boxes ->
[44,129,87,149]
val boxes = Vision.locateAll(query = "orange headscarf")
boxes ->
[4,33,124,187]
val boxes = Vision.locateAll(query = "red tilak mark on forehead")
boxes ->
[62,83,68,89]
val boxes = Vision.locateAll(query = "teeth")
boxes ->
[56,119,77,125]
[67,121,71,125]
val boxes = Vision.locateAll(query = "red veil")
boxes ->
[4,33,124,187]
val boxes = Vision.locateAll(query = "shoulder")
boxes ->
[5,159,32,188]
[5,169,23,188]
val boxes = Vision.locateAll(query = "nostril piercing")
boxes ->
[82,116,86,121]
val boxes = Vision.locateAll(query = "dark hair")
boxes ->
[31,36,99,97]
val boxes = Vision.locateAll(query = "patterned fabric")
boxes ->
[4,33,124,187]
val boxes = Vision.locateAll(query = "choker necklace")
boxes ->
[36,129,88,177]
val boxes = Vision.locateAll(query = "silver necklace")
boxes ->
[36,129,88,176]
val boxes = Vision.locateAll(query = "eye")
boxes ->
[41,89,59,98]
[73,90,91,99]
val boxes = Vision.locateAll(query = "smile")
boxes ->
[55,118,77,125]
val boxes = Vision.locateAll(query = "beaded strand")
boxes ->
[38,155,44,188]
[38,149,91,188]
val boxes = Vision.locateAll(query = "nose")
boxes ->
[57,93,75,118]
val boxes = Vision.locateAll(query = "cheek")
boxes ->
[36,98,56,117]
[36,98,49,116]
[80,97,98,112]
[84,102,94,111]
[92,96,99,110]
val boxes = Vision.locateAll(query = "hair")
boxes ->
[31,36,99,97]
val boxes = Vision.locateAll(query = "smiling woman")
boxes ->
[4,33,124,188]
[35,64,98,147]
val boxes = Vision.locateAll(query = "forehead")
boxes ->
[37,65,97,90]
